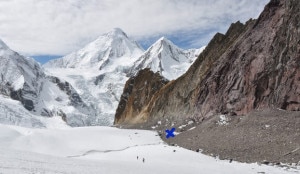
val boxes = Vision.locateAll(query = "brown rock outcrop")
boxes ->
[115,0,300,125]
[114,68,168,124]
[194,0,300,115]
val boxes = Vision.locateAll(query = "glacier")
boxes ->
[0,123,297,174]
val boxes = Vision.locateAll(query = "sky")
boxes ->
[0,0,269,64]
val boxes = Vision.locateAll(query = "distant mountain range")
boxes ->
[0,28,203,127]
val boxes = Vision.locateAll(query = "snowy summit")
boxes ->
[44,28,144,70]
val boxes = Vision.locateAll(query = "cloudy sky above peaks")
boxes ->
[0,0,269,62]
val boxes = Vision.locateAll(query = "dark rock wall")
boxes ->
[115,0,300,125]
[114,68,168,124]
[194,0,300,115]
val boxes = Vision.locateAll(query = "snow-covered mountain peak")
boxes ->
[157,36,172,44]
[106,28,129,38]
[44,28,144,69]
[151,37,177,50]
[129,37,199,80]
[146,36,186,61]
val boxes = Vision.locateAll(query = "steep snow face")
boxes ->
[129,37,202,80]
[0,41,45,110]
[0,39,98,127]
[44,28,144,70]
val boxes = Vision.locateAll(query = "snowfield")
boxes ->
[0,123,298,174]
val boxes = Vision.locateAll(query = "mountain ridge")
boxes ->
[44,28,203,125]
[0,39,99,127]
[116,0,300,125]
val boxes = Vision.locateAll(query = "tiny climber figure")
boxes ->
[137,156,138,160]
[143,158,145,163]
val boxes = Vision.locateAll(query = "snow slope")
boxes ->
[43,29,204,126]
[0,124,297,174]
[0,95,45,128]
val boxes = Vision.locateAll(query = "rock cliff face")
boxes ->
[115,0,300,125]
[114,69,168,124]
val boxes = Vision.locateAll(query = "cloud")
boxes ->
[0,0,269,55]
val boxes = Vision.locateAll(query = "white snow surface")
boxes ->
[0,124,297,174]
[11,75,25,90]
